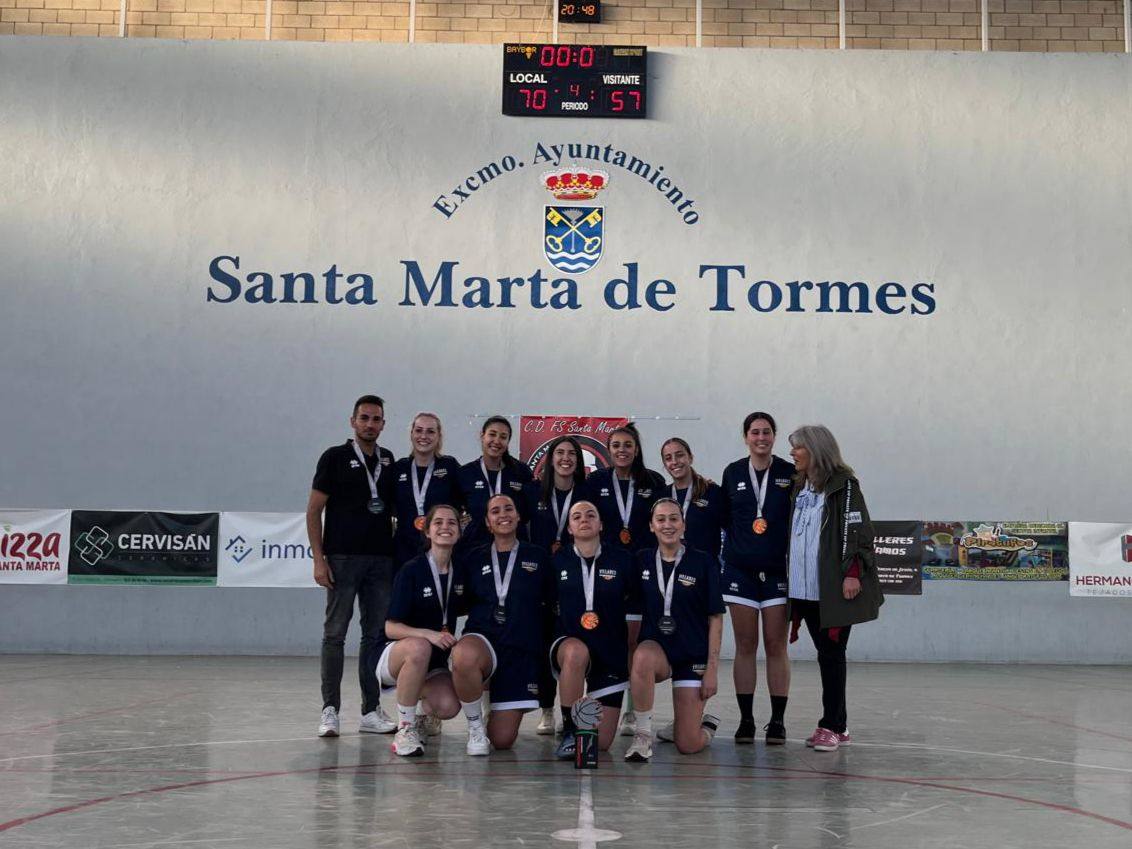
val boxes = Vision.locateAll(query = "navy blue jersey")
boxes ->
[670,481,727,560]
[634,546,725,667]
[587,467,666,554]
[456,459,533,552]
[525,479,594,554]
[384,553,465,638]
[721,456,795,573]
[551,546,639,674]
[462,541,553,650]
[391,455,464,566]
[311,441,396,556]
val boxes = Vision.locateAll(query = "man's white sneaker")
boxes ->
[536,708,556,735]
[619,710,637,736]
[392,724,425,757]
[359,707,397,734]
[624,731,653,762]
[318,706,340,738]
[466,725,491,756]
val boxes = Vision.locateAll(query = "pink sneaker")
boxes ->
[809,728,844,751]
[806,728,851,748]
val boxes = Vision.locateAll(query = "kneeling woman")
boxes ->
[550,500,636,759]
[625,499,725,762]
[450,493,552,755]
[378,504,464,757]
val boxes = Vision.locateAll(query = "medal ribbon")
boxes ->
[490,544,518,609]
[671,483,693,516]
[613,476,635,531]
[654,546,685,619]
[351,440,383,499]
[412,459,435,517]
[574,545,599,612]
[480,459,504,496]
[551,488,574,542]
[747,460,770,522]
[427,553,453,628]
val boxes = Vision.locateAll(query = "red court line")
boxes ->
[3,759,1132,835]
[0,692,197,736]
[971,701,1132,746]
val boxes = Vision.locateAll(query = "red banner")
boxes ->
[519,415,629,479]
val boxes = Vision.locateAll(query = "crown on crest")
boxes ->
[543,169,610,201]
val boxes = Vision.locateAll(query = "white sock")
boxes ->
[397,703,417,727]
[635,710,653,735]
[461,699,484,728]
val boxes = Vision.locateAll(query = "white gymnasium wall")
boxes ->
[1,38,1130,660]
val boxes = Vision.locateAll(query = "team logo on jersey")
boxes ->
[694,499,709,508]
[481,564,492,575]
[349,459,361,469]
[474,480,485,489]
[422,586,434,597]
[509,481,523,491]
[600,488,610,496]
[692,663,706,676]
[521,560,539,572]
[639,489,652,498]
[736,482,747,490]
[544,205,603,274]
[527,682,540,694]
[678,574,696,587]
[560,570,569,580]
[434,468,448,477]
[398,473,408,481]
[775,478,791,487]
[381,457,391,465]
[599,569,617,581]
[729,582,739,591]
[641,569,650,579]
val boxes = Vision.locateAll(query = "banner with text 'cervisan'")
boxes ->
[68,511,219,586]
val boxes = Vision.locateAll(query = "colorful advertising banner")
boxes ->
[0,509,71,584]
[519,415,629,478]
[1068,523,1132,598]
[217,512,317,588]
[872,520,923,595]
[922,521,1069,581]
[68,511,219,585]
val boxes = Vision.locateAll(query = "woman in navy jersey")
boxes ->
[525,435,591,734]
[586,422,664,735]
[456,416,533,555]
[391,413,463,569]
[449,493,553,755]
[720,412,795,746]
[549,499,637,759]
[624,499,725,763]
[660,437,727,559]
[378,504,464,757]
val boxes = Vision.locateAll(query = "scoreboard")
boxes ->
[502,43,647,119]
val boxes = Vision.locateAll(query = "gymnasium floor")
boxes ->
[1,657,1130,849]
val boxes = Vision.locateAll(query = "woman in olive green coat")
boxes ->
[786,425,883,752]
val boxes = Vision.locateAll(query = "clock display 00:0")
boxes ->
[502,43,647,119]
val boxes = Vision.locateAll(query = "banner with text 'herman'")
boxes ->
[0,509,71,584]
[1068,523,1132,598]
[68,511,219,585]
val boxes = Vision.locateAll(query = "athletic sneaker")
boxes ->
[764,720,787,746]
[618,710,637,736]
[466,725,491,756]
[359,707,397,734]
[536,707,556,735]
[624,731,653,762]
[701,713,720,744]
[392,724,424,757]
[555,732,577,760]
[809,728,844,752]
[733,718,756,744]
[420,713,442,737]
[318,706,340,738]
[656,722,675,742]
[806,728,851,748]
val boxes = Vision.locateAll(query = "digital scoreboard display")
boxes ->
[502,43,647,119]
[558,0,600,24]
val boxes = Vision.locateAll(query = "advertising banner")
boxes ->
[68,511,219,585]
[0,509,71,584]
[519,415,629,478]
[218,512,317,588]
[1068,523,1132,598]
[922,521,1069,581]
[872,520,923,595]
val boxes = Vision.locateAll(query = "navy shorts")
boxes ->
[463,633,541,711]
[549,636,629,705]
[721,561,788,610]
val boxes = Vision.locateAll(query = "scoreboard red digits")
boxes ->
[502,43,647,119]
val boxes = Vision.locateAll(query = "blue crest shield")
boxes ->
[544,205,603,274]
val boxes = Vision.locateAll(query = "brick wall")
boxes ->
[0,0,1126,51]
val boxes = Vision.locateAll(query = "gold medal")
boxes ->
[552,541,562,554]
[414,516,426,532]
[619,528,632,545]
[581,611,600,630]
[753,518,768,535]
[441,625,450,634]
